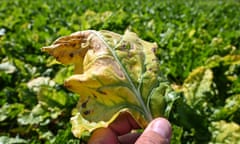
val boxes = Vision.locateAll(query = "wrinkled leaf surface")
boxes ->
[42,30,167,137]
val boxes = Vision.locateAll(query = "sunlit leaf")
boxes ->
[38,86,67,107]
[0,136,28,144]
[17,103,62,126]
[80,10,112,29]
[17,104,49,125]
[0,103,24,122]
[1,0,240,143]
[27,77,55,92]
[178,54,240,142]
[0,62,17,74]
[0,28,6,36]
[210,121,240,143]
[182,66,214,106]
[212,94,240,121]
[42,30,169,137]
[182,54,240,109]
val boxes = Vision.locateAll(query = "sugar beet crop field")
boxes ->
[0,0,240,143]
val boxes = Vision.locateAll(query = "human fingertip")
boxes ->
[146,118,172,142]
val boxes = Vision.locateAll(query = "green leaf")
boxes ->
[79,10,112,29]
[0,103,24,122]
[177,54,240,142]
[27,77,55,92]
[42,30,169,137]
[210,121,240,143]
[17,103,61,126]
[182,66,214,107]
[0,136,28,144]
[38,86,67,107]
[0,62,17,74]
[52,123,81,144]
[212,94,240,121]
[17,104,49,125]
[181,54,240,113]
[53,67,74,84]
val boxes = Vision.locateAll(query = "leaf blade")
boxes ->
[42,30,165,138]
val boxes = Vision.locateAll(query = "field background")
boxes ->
[1,0,240,143]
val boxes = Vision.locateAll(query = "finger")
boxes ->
[88,112,141,144]
[88,128,118,144]
[118,132,141,144]
[109,112,141,135]
[135,118,172,144]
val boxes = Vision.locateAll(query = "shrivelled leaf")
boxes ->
[182,67,214,106]
[42,30,168,137]
[182,54,240,108]
[177,54,240,142]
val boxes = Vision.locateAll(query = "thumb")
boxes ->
[135,118,171,144]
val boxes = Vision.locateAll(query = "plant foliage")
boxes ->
[0,0,240,143]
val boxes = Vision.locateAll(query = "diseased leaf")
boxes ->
[182,66,214,107]
[176,54,240,142]
[42,30,168,137]
[182,54,240,111]
[210,121,240,143]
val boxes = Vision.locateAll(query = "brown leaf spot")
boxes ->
[98,90,107,95]
[69,53,74,58]
[152,47,157,53]
[56,56,60,60]
[64,84,72,89]
[72,43,76,47]
[93,94,97,98]
[81,99,89,108]
[120,43,126,50]
[83,110,91,115]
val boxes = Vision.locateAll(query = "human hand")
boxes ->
[88,112,172,144]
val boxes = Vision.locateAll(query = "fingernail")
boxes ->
[146,118,171,141]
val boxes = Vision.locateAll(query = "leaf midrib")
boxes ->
[92,30,153,121]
